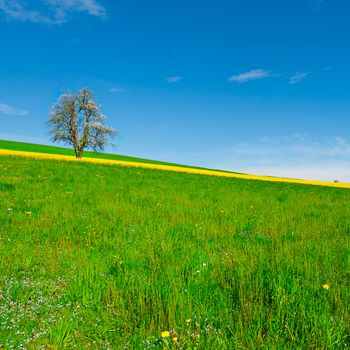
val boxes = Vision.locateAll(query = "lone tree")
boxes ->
[48,88,117,158]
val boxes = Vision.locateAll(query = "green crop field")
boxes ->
[0,143,350,349]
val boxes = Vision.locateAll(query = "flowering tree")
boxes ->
[48,88,117,158]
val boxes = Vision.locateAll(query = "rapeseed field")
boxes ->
[1,147,349,189]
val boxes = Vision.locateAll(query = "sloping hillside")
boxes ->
[1,140,349,189]
[1,151,349,349]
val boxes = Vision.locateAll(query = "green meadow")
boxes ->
[0,140,234,174]
[0,143,350,349]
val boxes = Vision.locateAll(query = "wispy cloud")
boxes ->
[228,69,279,84]
[166,76,183,84]
[289,71,311,84]
[220,134,350,182]
[0,0,106,24]
[139,134,350,182]
[0,0,50,23]
[0,102,29,116]
[45,0,106,19]
[109,87,127,93]
[323,66,334,71]
[228,134,350,160]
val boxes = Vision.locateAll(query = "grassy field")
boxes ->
[1,141,349,190]
[0,146,350,349]
[0,139,179,165]
[0,140,233,173]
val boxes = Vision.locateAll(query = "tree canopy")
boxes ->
[47,88,117,158]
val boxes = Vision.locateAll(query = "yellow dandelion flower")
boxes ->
[25,211,32,215]
[186,318,192,323]
[322,284,330,290]
[161,331,170,338]
[172,337,178,342]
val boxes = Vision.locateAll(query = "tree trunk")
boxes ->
[75,148,84,159]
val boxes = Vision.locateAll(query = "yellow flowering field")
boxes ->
[1,148,349,189]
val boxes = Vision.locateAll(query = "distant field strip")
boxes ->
[1,148,349,189]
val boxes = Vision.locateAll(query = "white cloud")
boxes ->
[228,69,279,83]
[221,134,350,182]
[166,76,183,84]
[0,102,29,116]
[0,0,106,24]
[45,0,106,19]
[0,0,51,23]
[289,71,311,84]
[134,135,350,182]
[323,66,334,71]
[228,134,350,160]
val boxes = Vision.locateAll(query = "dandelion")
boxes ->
[161,331,170,338]
[25,211,32,215]
[186,319,192,323]
[322,284,330,290]
[172,337,178,342]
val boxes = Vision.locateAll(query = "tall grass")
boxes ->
[0,155,349,349]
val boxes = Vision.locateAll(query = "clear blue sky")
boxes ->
[1,0,350,181]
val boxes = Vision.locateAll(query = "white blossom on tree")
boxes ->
[47,88,117,158]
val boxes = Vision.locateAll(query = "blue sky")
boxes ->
[1,0,350,181]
